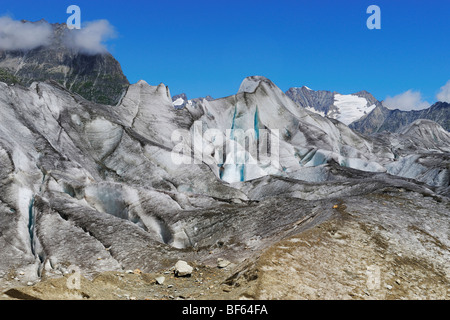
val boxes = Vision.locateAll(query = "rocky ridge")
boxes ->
[350,102,450,134]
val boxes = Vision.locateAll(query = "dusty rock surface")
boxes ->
[2,190,448,300]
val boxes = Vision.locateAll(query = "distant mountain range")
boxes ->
[172,93,214,110]
[350,101,450,134]
[1,20,447,133]
[0,21,129,105]
[285,86,450,133]
[285,86,380,126]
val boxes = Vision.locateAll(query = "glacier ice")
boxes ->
[0,76,449,288]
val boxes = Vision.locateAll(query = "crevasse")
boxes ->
[28,196,35,255]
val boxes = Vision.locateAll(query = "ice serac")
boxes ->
[190,76,394,183]
[119,80,193,146]
[0,79,247,287]
[0,75,449,294]
[382,120,450,189]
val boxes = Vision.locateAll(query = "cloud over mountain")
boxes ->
[437,80,450,103]
[63,19,116,55]
[383,89,430,111]
[0,17,116,55]
[0,16,52,51]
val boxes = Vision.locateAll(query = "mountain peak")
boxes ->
[238,76,274,94]
[350,101,450,134]
[0,21,129,105]
[401,118,447,134]
[20,18,49,24]
[285,86,379,125]
[136,80,150,86]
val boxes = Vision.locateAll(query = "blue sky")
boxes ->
[2,0,449,105]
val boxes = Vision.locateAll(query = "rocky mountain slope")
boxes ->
[285,86,379,125]
[285,86,449,135]
[350,102,450,134]
[0,21,129,105]
[0,76,448,299]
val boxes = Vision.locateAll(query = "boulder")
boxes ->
[174,261,193,277]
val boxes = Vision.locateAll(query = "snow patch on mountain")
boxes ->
[173,97,185,107]
[332,94,376,125]
[285,87,378,126]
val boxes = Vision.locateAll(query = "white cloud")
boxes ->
[64,20,116,55]
[436,80,450,103]
[0,16,52,51]
[383,90,430,111]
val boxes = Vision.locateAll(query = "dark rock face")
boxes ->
[0,22,129,105]
[285,86,336,115]
[350,102,450,134]
[286,86,449,134]
[352,90,380,106]
[172,93,189,109]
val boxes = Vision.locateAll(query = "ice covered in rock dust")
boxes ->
[0,76,448,293]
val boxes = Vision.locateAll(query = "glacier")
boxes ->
[0,76,449,292]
